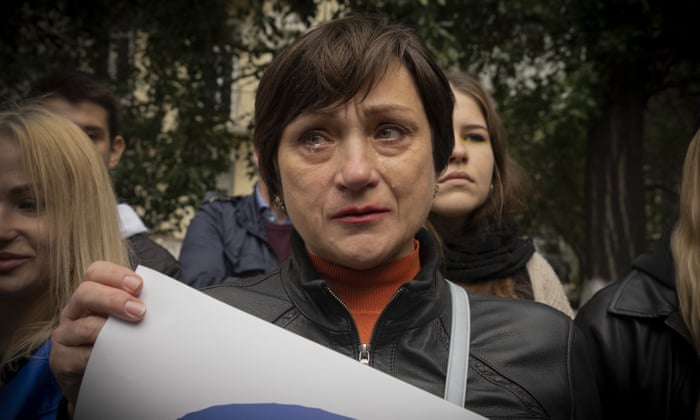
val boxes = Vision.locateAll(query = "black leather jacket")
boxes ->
[127,233,182,281]
[575,228,700,419]
[205,229,600,419]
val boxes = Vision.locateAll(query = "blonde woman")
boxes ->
[673,125,700,418]
[0,104,129,418]
[576,125,700,419]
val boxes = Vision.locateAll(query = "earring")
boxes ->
[433,185,440,198]
[274,196,287,213]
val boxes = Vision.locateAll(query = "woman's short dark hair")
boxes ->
[253,14,455,202]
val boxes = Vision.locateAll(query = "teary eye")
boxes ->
[301,131,331,149]
[376,125,404,141]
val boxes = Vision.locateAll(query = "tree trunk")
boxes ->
[582,67,647,302]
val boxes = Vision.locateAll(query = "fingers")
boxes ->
[54,314,108,347]
[50,317,102,404]
[50,261,147,408]
[61,261,146,322]
[83,260,142,291]
[49,346,90,407]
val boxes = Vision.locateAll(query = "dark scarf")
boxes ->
[443,223,535,283]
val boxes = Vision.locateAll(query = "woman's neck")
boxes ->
[431,213,469,240]
[308,242,421,343]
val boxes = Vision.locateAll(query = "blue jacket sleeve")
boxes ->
[179,200,231,288]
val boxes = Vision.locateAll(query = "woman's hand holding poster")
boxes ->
[75,266,483,419]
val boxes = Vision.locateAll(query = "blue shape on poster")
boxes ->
[180,403,355,419]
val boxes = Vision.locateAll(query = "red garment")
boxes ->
[261,219,293,263]
[308,241,420,343]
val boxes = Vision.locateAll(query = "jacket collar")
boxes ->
[608,223,692,343]
[117,203,149,238]
[234,192,268,239]
[630,223,676,289]
[281,228,449,334]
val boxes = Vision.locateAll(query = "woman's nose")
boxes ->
[335,139,378,192]
[449,137,468,163]
[0,207,19,243]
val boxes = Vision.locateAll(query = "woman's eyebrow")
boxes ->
[9,184,34,197]
[294,109,337,121]
[11,183,31,192]
[363,104,416,115]
[459,124,488,131]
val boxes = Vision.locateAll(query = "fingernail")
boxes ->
[125,300,146,318]
[123,275,140,292]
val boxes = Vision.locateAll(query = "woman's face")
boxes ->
[431,89,495,221]
[277,62,436,269]
[0,135,49,298]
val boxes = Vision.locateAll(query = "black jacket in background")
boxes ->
[206,229,601,419]
[127,233,183,281]
[576,227,700,419]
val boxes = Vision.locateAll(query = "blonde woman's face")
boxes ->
[0,135,49,298]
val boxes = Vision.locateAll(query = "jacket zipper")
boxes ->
[358,343,371,365]
[325,286,406,366]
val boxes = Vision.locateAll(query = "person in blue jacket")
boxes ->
[179,153,292,288]
[0,104,129,418]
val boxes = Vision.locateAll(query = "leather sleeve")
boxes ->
[574,283,634,419]
[126,233,183,281]
[569,322,603,419]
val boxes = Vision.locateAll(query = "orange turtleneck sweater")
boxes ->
[308,241,421,343]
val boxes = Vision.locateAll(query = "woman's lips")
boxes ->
[438,172,474,185]
[0,254,30,273]
[332,206,390,224]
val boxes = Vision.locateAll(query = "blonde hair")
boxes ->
[671,128,700,357]
[0,104,129,370]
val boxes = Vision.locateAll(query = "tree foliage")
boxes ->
[0,0,315,232]
[336,0,700,300]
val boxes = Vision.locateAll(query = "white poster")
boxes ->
[75,266,483,419]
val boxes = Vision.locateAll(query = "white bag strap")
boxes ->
[444,280,471,407]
